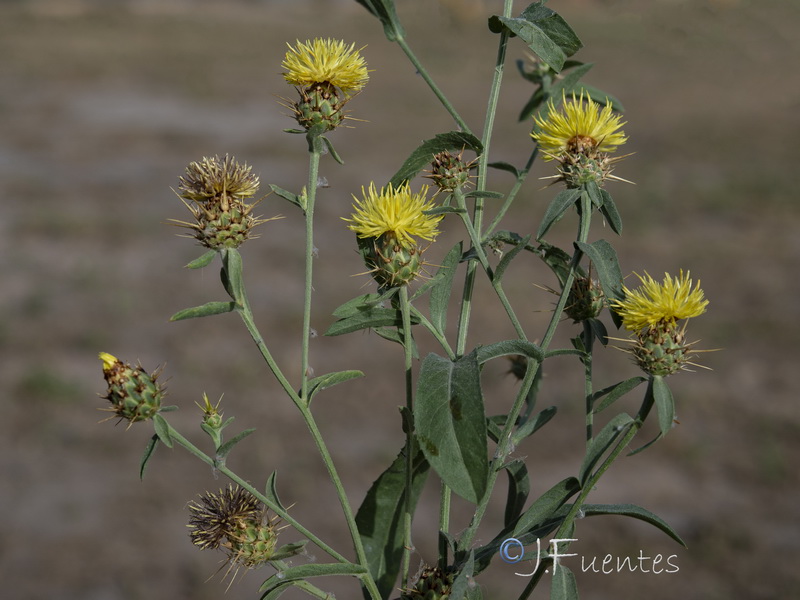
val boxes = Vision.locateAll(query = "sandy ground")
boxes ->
[1,0,799,598]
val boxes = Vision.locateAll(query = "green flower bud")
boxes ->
[98,352,164,425]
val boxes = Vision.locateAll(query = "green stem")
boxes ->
[484,147,538,238]
[438,483,452,570]
[398,286,415,586]
[300,145,321,402]
[582,320,595,445]
[410,305,456,360]
[394,36,471,134]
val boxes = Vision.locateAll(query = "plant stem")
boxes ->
[484,147,538,238]
[398,286,415,586]
[300,145,321,402]
[582,320,595,445]
[394,36,472,134]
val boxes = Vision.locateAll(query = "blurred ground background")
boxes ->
[1,0,798,598]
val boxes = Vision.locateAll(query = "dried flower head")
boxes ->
[532,91,627,160]
[282,38,369,95]
[172,155,279,250]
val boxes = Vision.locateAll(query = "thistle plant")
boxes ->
[94,2,713,599]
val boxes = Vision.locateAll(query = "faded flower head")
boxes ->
[172,155,278,250]
[188,485,280,569]
[344,182,442,289]
[424,149,478,193]
[282,38,369,95]
[611,271,709,377]
[98,352,164,426]
[401,565,457,600]
[282,38,368,132]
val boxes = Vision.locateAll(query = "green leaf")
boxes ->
[487,161,520,178]
[537,188,582,239]
[152,414,173,448]
[389,132,483,188]
[578,413,634,486]
[220,248,245,305]
[258,563,368,594]
[591,377,647,414]
[356,442,429,600]
[476,339,544,365]
[489,2,582,73]
[374,325,419,358]
[269,184,305,212]
[185,249,217,269]
[548,62,594,101]
[264,471,287,511]
[537,241,577,287]
[320,135,344,165]
[427,242,462,334]
[652,375,676,438]
[574,239,623,302]
[493,234,531,284]
[550,565,578,600]
[325,306,419,336]
[270,540,309,561]
[581,503,686,547]
[584,181,603,208]
[139,434,159,480]
[464,190,505,200]
[169,301,236,322]
[449,550,475,600]
[512,477,581,537]
[306,370,365,404]
[216,428,256,460]
[512,406,557,446]
[414,351,488,503]
[352,0,405,41]
[599,189,623,234]
[503,460,530,528]
[332,290,397,319]
[425,206,466,216]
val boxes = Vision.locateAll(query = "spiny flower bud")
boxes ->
[425,150,477,193]
[172,155,278,250]
[401,565,457,600]
[98,352,164,425]
[358,232,423,289]
[188,485,280,570]
[564,275,605,322]
[196,392,224,431]
[631,322,695,377]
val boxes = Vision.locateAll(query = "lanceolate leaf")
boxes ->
[356,442,429,599]
[578,413,634,486]
[512,477,581,538]
[216,428,256,460]
[550,565,578,600]
[306,370,365,404]
[537,188,582,240]
[324,306,420,336]
[476,339,544,365]
[428,242,463,335]
[652,375,676,438]
[591,376,648,414]
[185,249,217,269]
[494,234,531,284]
[258,563,368,595]
[600,188,623,234]
[503,459,530,528]
[139,434,159,480]
[169,301,236,322]
[389,132,483,188]
[581,503,687,547]
[414,351,488,503]
[353,0,405,41]
[574,239,624,302]
[152,414,173,448]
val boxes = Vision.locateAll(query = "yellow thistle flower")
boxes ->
[344,182,442,246]
[532,91,627,160]
[612,270,709,332]
[282,38,369,95]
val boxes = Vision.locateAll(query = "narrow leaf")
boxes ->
[512,477,581,537]
[389,132,483,188]
[581,503,686,547]
[269,184,305,211]
[152,414,173,448]
[550,565,578,600]
[332,290,396,318]
[512,406,557,446]
[216,428,256,460]
[464,190,505,200]
[537,188,582,239]
[185,249,217,269]
[574,240,623,302]
[220,248,245,304]
[320,135,344,165]
[325,306,419,336]
[599,189,623,235]
[487,161,520,178]
[591,377,647,414]
[356,442,429,599]
[139,434,159,480]
[374,325,419,358]
[352,0,405,41]
[578,413,634,486]
[307,370,365,403]
[414,351,488,503]
[449,551,475,600]
[494,234,531,284]
[476,339,544,365]
[503,460,530,528]
[169,301,236,322]
[428,242,462,334]
[259,563,368,594]
[264,471,288,511]
[652,375,676,438]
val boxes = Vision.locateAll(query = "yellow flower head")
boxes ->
[612,270,709,332]
[532,91,627,160]
[344,182,442,246]
[282,38,369,95]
